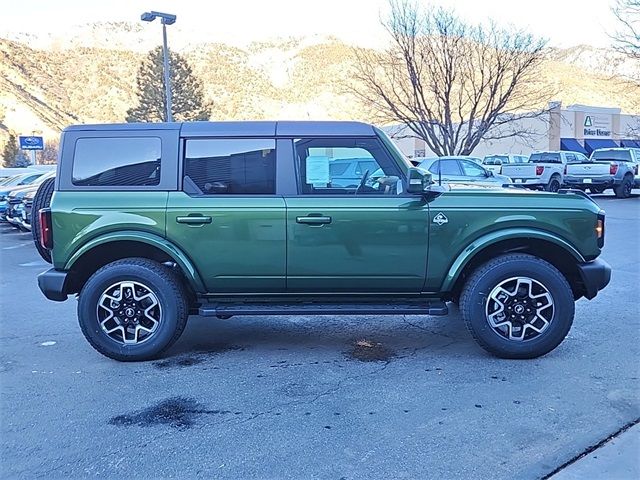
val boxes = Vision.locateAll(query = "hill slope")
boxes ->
[1,26,639,143]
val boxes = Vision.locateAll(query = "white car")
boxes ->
[482,154,529,175]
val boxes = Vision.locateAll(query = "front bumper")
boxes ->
[38,269,70,301]
[577,258,611,300]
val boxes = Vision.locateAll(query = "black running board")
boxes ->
[199,301,448,317]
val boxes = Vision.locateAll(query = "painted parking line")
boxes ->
[2,242,33,250]
[19,260,49,267]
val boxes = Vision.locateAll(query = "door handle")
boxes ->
[296,216,332,225]
[176,215,212,225]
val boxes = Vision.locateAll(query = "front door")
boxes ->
[285,137,430,293]
[166,138,286,293]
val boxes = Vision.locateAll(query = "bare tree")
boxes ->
[611,0,640,60]
[352,1,552,156]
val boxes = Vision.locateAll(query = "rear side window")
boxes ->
[184,139,276,194]
[529,152,561,163]
[484,155,508,165]
[591,149,632,162]
[72,137,161,186]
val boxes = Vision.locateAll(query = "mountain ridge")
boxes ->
[1,25,638,143]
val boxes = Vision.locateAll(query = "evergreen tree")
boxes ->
[2,133,30,168]
[126,47,211,122]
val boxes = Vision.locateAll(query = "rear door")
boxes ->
[284,136,429,293]
[166,137,286,293]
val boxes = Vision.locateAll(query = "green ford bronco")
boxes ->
[35,121,611,361]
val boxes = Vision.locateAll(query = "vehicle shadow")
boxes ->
[161,308,481,362]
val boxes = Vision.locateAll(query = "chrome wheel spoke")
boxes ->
[96,280,162,346]
[485,276,554,342]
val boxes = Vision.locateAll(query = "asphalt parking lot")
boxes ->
[1,193,639,479]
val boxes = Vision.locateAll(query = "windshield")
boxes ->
[529,152,561,163]
[483,155,508,165]
[374,128,413,171]
[590,149,633,162]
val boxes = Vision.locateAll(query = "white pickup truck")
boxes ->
[501,151,589,192]
[564,147,640,198]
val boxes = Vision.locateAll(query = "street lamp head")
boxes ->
[140,11,176,25]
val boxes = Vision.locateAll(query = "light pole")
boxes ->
[141,11,176,122]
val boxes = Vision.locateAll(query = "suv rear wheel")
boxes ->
[460,253,574,359]
[78,258,189,361]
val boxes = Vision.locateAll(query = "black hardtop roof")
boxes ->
[63,121,377,137]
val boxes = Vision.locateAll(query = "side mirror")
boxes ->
[406,167,432,194]
[486,170,494,177]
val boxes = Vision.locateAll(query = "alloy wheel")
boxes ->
[97,281,162,345]
[485,276,554,341]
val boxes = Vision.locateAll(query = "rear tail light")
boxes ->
[535,165,544,175]
[609,163,618,175]
[596,211,605,248]
[39,208,53,250]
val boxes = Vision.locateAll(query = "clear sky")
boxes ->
[0,0,619,48]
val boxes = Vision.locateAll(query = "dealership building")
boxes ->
[387,103,640,158]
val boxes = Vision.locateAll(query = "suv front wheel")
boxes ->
[78,258,189,361]
[460,253,574,359]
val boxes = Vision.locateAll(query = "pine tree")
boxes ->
[126,47,211,122]
[2,133,30,168]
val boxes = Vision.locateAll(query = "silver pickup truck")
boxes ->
[501,151,589,192]
[564,148,640,198]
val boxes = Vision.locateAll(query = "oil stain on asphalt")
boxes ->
[152,344,244,369]
[109,397,232,430]
[346,339,395,362]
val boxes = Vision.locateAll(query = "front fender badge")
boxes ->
[433,212,448,226]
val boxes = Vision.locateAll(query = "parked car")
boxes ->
[20,187,38,231]
[482,154,529,175]
[416,156,512,187]
[0,167,40,182]
[326,157,380,188]
[501,151,589,192]
[3,171,55,228]
[563,148,640,198]
[0,171,48,219]
[36,121,609,362]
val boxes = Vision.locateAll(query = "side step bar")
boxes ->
[199,301,448,317]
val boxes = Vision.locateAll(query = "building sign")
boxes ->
[583,114,612,138]
[18,136,44,150]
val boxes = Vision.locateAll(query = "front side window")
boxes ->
[461,160,487,177]
[294,137,402,195]
[184,139,276,194]
[72,137,161,187]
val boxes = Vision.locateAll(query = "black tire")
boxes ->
[78,258,189,361]
[545,176,561,192]
[31,177,55,263]
[460,253,575,359]
[614,175,633,198]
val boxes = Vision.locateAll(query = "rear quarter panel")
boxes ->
[50,192,168,270]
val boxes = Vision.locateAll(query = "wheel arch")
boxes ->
[443,229,587,301]
[63,232,205,295]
